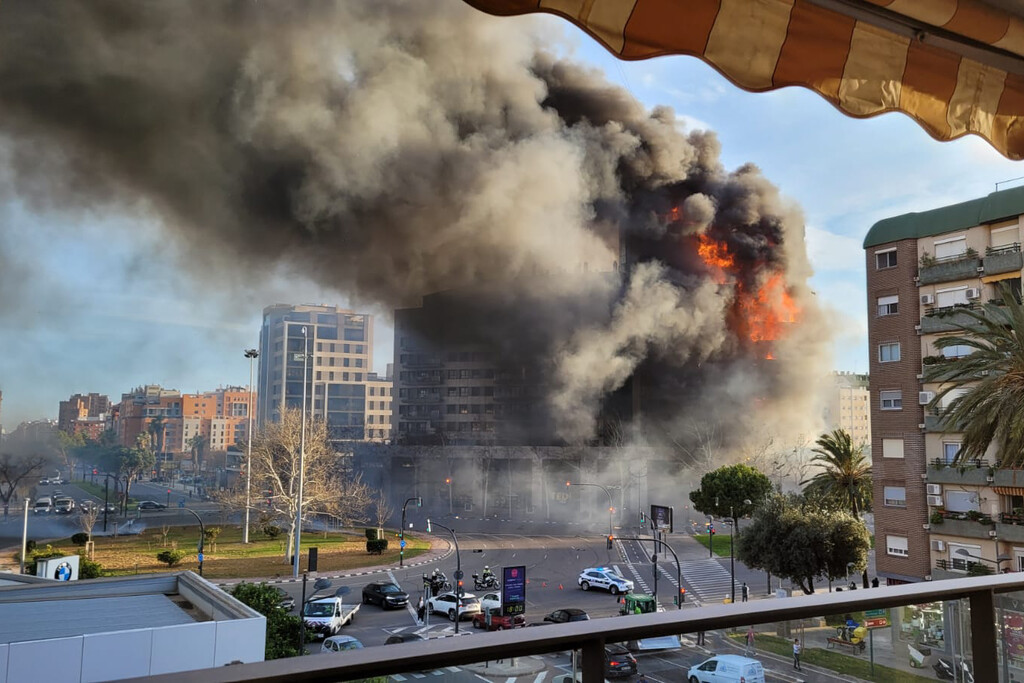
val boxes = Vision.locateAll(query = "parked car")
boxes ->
[578,567,633,595]
[472,608,526,631]
[687,655,765,683]
[604,644,637,678]
[137,501,167,510]
[385,633,427,645]
[33,497,53,514]
[362,582,409,609]
[480,591,502,613]
[53,498,75,514]
[320,635,364,654]
[543,608,590,624]
[426,592,482,621]
[273,587,295,611]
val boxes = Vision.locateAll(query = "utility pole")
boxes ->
[243,348,258,544]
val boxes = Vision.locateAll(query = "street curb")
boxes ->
[212,538,454,588]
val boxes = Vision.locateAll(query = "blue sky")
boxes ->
[2,10,1023,427]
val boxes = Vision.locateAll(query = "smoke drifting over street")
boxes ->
[0,1,829,451]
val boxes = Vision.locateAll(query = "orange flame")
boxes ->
[694,234,800,345]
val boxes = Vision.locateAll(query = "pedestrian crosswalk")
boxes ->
[680,558,740,602]
[390,666,463,680]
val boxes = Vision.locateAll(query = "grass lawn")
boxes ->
[33,525,430,580]
[728,633,932,682]
[693,533,733,557]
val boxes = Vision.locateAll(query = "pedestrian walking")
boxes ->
[741,582,749,602]
[417,595,426,623]
[696,631,706,646]
[745,626,755,655]
[792,639,802,671]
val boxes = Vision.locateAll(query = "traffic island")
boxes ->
[463,655,547,677]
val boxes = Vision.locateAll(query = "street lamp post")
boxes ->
[445,478,452,515]
[427,519,462,633]
[293,326,309,579]
[101,473,117,533]
[19,497,29,574]
[620,534,684,609]
[243,348,259,544]
[401,497,422,567]
[180,507,206,576]
[726,515,736,604]
[566,481,615,541]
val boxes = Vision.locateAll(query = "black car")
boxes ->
[604,644,637,678]
[385,633,426,645]
[137,501,167,510]
[543,608,590,624]
[273,587,295,611]
[362,582,410,609]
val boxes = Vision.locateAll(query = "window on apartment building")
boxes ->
[934,235,967,260]
[878,342,901,363]
[875,249,897,269]
[992,224,1020,249]
[368,415,375,424]
[946,490,980,513]
[316,343,323,352]
[942,344,973,359]
[369,387,375,396]
[882,438,904,458]
[357,345,365,354]
[942,442,961,464]
[343,357,350,367]
[883,486,907,507]
[880,390,902,410]
[355,373,362,381]
[877,295,899,316]
[886,535,909,557]
[343,372,350,381]
[936,286,969,307]
[355,358,363,368]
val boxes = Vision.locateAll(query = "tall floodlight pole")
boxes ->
[19,498,30,574]
[293,326,309,578]
[243,348,259,544]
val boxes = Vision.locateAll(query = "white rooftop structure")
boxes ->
[0,571,264,682]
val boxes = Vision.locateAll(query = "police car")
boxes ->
[578,567,634,595]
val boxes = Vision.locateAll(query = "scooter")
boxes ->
[933,658,954,681]
[933,656,974,683]
[472,573,499,591]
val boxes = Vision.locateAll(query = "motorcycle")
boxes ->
[472,573,499,591]
[428,571,451,597]
[933,658,954,681]
[933,656,973,683]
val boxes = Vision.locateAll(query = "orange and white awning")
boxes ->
[463,0,1024,160]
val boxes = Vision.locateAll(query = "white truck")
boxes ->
[302,597,359,639]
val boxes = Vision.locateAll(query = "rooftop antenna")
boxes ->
[995,176,1024,192]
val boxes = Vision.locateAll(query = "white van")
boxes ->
[687,654,765,683]
[33,497,53,514]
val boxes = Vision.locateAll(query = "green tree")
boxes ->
[0,452,48,514]
[689,464,773,530]
[923,282,1024,466]
[188,434,206,483]
[99,438,155,516]
[801,430,872,516]
[737,496,869,594]
[230,582,307,659]
[148,415,167,475]
[55,430,86,481]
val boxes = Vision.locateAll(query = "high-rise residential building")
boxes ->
[58,393,111,439]
[393,290,549,446]
[257,304,388,442]
[865,185,1024,585]
[116,385,182,450]
[823,372,870,450]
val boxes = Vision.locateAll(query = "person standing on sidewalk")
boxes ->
[792,639,802,671]
[417,595,426,623]
[741,582,749,602]
[745,626,755,655]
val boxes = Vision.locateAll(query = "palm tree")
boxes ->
[802,429,872,587]
[148,415,166,476]
[187,434,206,489]
[923,282,1024,466]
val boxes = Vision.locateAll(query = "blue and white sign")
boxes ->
[197,552,204,563]
[36,555,79,581]
[502,565,526,617]
[55,562,72,581]
[400,540,406,548]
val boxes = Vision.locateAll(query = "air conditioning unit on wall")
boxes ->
[931,540,946,551]
[921,294,935,305]
[919,391,935,405]
[927,495,944,506]
[967,287,981,299]
[927,484,942,495]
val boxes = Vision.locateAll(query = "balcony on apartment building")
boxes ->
[402,371,444,386]
[983,242,1023,275]
[919,302,982,334]
[998,512,1024,543]
[918,251,981,285]
[926,457,994,485]
[929,508,997,540]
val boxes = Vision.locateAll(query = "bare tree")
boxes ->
[79,505,100,542]
[372,492,393,535]
[671,419,722,474]
[217,408,372,562]
[0,452,48,517]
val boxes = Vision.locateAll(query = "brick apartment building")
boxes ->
[57,393,111,440]
[865,185,1024,584]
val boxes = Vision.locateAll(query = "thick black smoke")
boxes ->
[0,0,829,448]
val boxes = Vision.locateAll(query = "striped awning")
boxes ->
[993,486,1024,496]
[463,0,1024,160]
[982,271,1021,283]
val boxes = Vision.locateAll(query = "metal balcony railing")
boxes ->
[139,573,1024,683]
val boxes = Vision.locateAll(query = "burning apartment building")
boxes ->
[0,1,831,515]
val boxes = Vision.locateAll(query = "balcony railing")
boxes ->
[140,574,1024,682]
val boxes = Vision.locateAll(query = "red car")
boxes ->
[472,609,526,631]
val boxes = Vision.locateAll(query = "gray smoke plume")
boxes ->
[0,0,830,451]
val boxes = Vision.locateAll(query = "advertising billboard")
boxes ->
[502,565,526,617]
[650,504,673,532]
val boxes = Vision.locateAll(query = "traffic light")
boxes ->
[92,469,98,475]
[639,511,646,524]
[677,588,686,604]
[445,478,451,485]
[566,481,571,487]
[705,522,715,536]
[457,580,464,596]
[606,534,614,550]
